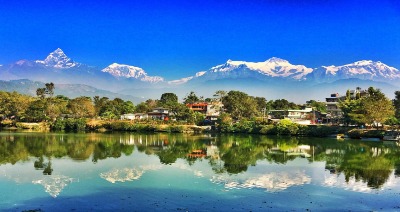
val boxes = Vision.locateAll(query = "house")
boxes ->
[147,107,169,120]
[268,107,317,125]
[120,113,135,120]
[325,93,344,123]
[120,113,149,120]
[325,88,368,124]
[186,102,223,121]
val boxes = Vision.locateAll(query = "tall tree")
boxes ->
[67,96,95,118]
[45,82,55,97]
[394,91,400,120]
[159,93,178,105]
[183,91,200,104]
[222,90,258,119]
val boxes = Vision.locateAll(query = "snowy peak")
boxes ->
[312,60,400,82]
[265,57,289,64]
[36,48,78,68]
[210,57,313,80]
[101,63,164,83]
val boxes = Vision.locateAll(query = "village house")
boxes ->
[147,107,169,120]
[325,88,368,124]
[186,102,223,121]
[120,113,149,120]
[268,107,318,125]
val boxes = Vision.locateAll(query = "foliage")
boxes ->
[67,96,96,118]
[307,100,327,113]
[222,90,259,119]
[183,91,200,104]
[394,91,400,120]
[271,99,300,110]
[50,118,87,132]
[340,87,394,128]
[275,119,299,135]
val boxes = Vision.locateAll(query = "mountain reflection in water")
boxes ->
[1,131,400,196]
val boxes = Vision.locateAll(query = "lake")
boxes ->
[0,131,400,211]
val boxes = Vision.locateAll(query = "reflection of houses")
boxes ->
[147,107,169,120]
[268,108,319,125]
[187,149,207,158]
[186,102,223,121]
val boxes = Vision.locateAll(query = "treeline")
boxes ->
[1,83,400,136]
[0,85,319,126]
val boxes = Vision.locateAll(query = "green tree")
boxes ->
[222,90,258,119]
[159,93,178,105]
[183,91,200,104]
[45,82,55,97]
[25,99,48,122]
[36,88,46,99]
[67,96,95,118]
[362,87,394,128]
[271,99,299,110]
[394,91,400,120]
[307,100,327,113]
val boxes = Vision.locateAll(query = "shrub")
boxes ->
[276,119,299,135]
[259,125,276,135]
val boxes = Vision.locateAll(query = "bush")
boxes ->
[259,125,276,135]
[348,129,364,139]
[53,118,87,132]
[276,119,299,135]
[51,119,65,131]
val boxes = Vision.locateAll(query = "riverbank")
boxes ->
[1,118,393,139]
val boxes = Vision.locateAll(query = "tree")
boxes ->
[36,88,46,99]
[307,100,327,113]
[183,91,200,104]
[362,87,394,128]
[67,96,95,118]
[222,90,258,119]
[340,87,394,128]
[25,99,48,122]
[394,91,400,120]
[159,93,178,105]
[271,99,299,110]
[45,82,55,97]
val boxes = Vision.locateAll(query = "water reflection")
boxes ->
[211,171,311,192]
[1,132,400,191]
[100,165,163,183]
[32,175,77,198]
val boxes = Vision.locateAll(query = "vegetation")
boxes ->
[339,87,395,128]
[1,84,400,139]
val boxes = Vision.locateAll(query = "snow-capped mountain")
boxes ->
[101,63,164,83]
[209,57,313,80]
[309,60,400,83]
[35,48,79,68]
[168,57,313,85]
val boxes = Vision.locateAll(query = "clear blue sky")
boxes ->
[1,0,399,79]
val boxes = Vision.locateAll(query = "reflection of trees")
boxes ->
[3,132,400,189]
[337,149,393,189]
[216,135,269,174]
[312,139,400,189]
[0,133,136,167]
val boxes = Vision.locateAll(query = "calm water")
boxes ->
[1,131,400,211]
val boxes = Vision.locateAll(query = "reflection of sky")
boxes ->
[100,165,162,183]
[210,171,311,192]
[32,175,77,198]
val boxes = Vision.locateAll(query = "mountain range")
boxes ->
[1,48,399,103]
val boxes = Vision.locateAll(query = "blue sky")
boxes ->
[1,0,399,80]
